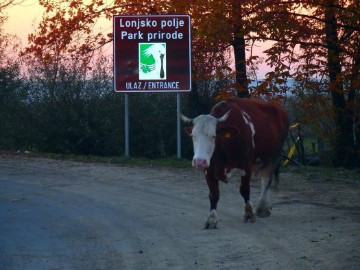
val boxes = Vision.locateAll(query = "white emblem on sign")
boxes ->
[139,43,166,80]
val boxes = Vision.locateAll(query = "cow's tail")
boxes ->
[272,163,281,191]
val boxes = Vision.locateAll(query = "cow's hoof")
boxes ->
[204,220,217,229]
[244,202,256,223]
[256,205,272,218]
[243,212,256,223]
[204,209,218,229]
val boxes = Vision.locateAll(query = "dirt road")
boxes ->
[1,155,359,270]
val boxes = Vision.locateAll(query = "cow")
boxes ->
[181,97,289,229]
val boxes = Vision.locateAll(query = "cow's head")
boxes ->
[181,111,235,168]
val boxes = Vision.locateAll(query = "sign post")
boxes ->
[113,15,191,157]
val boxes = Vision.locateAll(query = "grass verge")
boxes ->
[15,151,192,169]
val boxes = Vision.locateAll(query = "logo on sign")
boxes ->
[139,43,166,80]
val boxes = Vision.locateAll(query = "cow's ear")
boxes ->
[217,126,239,140]
[184,126,193,136]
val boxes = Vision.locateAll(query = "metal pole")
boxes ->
[125,93,129,157]
[177,93,181,159]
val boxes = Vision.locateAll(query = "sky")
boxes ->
[4,0,45,45]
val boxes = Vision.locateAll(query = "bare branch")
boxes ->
[0,0,25,12]
[246,36,327,49]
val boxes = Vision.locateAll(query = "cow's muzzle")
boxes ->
[193,158,208,169]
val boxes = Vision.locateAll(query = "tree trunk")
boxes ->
[324,1,355,167]
[348,43,360,167]
[232,0,248,98]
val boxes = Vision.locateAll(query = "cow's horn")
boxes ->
[180,113,193,123]
[218,110,231,122]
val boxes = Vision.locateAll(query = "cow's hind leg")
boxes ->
[256,166,274,218]
[272,164,280,191]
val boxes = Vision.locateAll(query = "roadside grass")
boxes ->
[281,164,360,181]
[23,151,192,169]
[1,150,358,179]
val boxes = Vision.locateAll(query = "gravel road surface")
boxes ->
[1,155,359,270]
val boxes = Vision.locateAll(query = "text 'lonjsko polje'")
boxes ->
[119,18,185,41]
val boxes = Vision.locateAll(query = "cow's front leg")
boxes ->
[204,169,219,229]
[240,171,256,223]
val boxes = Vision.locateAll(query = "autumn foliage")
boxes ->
[23,0,360,167]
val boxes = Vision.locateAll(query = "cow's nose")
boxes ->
[193,159,208,168]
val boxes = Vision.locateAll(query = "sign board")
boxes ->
[113,15,191,92]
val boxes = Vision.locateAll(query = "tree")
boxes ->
[0,0,24,57]
[0,0,23,19]
[21,47,123,155]
[25,0,360,166]
[25,0,270,98]
[0,62,28,150]
[251,0,360,167]
[0,0,30,150]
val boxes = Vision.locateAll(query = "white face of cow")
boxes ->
[181,111,231,169]
[191,115,218,168]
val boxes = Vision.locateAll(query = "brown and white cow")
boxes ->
[181,97,289,229]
